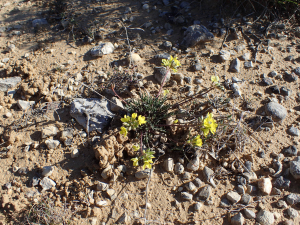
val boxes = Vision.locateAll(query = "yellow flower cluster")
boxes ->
[131,148,155,169]
[202,112,218,137]
[161,56,181,72]
[120,113,147,137]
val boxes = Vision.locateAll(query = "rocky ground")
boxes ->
[0,0,300,224]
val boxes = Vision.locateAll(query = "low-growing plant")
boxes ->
[116,55,224,170]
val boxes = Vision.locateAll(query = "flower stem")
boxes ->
[111,84,127,105]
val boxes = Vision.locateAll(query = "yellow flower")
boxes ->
[133,145,140,151]
[163,90,169,96]
[138,115,147,125]
[131,157,139,167]
[173,119,178,124]
[143,160,153,170]
[121,115,130,123]
[132,113,137,119]
[120,126,128,136]
[211,75,219,83]
[202,113,218,137]
[161,55,181,72]
[191,135,203,147]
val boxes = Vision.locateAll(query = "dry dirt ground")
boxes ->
[0,0,300,224]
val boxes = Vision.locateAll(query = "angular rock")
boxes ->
[256,210,275,225]
[244,209,256,219]
[96,181,109,191]
[294,67,300,76]
[287,126,300,136]
[185,182,197,193]
[135,169,151,179]
[220,50,231,61]
[187,157,199,171]
[181,25,214,47]
[106,189,116,200]
[273,176,291,189]
[227,191,241,204]
[17,100,35,110]
[287,193,300,205]
[71,148,79,158]
[181,191,193,201]
[240,194,252,205]
[39,177,56,191]
[110,97,124,112]
[41,126,58,139]
[95,200,108,207]
[0,77,21,92]
[70,98,114,133]
[290,160,300,179]
[194,202,203,211]
[283,145,297,156]
[258,178,272,195]
[154,67,171,84]
[287,208,299,219]
[265,102,287,122]
[90,42,114,57]
[231,212,244,225]
[45,140,60,150]
[117,212,131,224]
[241,52,251,61]
[230,58,241,73]
[42,166,55,177]
[174,162,184,174]
[197,185,212,201]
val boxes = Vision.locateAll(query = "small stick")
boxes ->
[144,168,153,225]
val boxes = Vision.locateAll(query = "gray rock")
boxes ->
[18,167,28,175]
[193,178,203,188]
[193,63,202,71]
[269,71,277,77]
[241,52,251,61]
[287,127,300,136]
[203,166,214,182]
[256,210,275,225]
[290,160,300,179]
[174,162,184,174]
[220,198,230,208]
[265,102,287,122]
[70,98,114,133]
[163,41,172,49]
[155,53,171,60]
[117,212,131,224]
[244,209,256,219]
[17,100,35,110]
[294,67,300,76]
[90,42,114,57]
[244,61,253,68]
[231,212,244,225]
[219,50,231,61]
[197,185,212,201]
[283,145,297,156]
[234,44,246,53]
[45,140,60,150]
[182,172,191,180]
[41,126,58,139]
[194,202,203,211]
[135,169,151,179]
[39,177,56,191]
[262,78,273,86]
[230,58,241,73]
[30,177,40,187]
[110,97,124,112]
[273,176,291,189]
[227,191,241,204]
[181,191,193,201]
[0,77,21,92]
[287,207,299,219]
[240,194,252,205]
[42,166,55,177]
[287,193,300,205]
[106,188,116,200]
[276,200,288,208]
[187,157,199,171]
[236,185,245,194]
[71,148,79,158]
[181,25,214,47]
[154,67,171,84]
[185,182,197,193]
[32,18,48,27]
